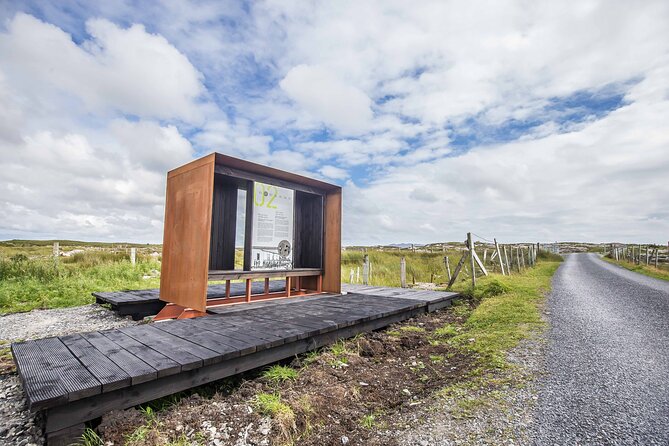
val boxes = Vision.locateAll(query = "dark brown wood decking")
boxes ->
[12,286,457,445]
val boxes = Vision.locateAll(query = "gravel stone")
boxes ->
[531,253,669,445]
[0,303,139,343]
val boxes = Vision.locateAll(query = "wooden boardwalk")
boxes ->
[94,280,286,319]
[12,286,457,445]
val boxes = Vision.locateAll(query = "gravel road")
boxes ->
[532,253,669,445]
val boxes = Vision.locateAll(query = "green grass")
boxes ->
[329,339,350,357]
[430,258,561,421]
[434,323,458,338]
[602,256,669,281]
[254,392,293,416]
[341,248,466,287]
[399,325,425,333]
[262,365,299,384]
[78,428,103,446]
[0,241,557,315]
[448,260,562,368]
[125,425,151,444]
[0,252,161,314]
[254,392,296,441]
[359,412,378,429]
[536,250,565,262]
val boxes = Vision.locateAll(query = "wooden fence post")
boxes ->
[130,247,136,266]
[447,250,468,289]
[356,267,360,283]
[362,255,369,285]
[494,239,505,275]
[654,249,658,268]
[444,256,452,282]
[350,268,354,283]
[400,257,407,288]
[646,246,650,265]
[532,245,535,266]
[53,242,59,264]
[504,245,511,274]
[468,233,476,287]
[471,247,488,276]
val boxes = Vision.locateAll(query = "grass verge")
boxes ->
[433,258,561,425]
[449,260,561,368]
[602,256,669,281]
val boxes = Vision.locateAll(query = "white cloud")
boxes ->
[0,129,168,241]
[343,70,669,244]
[0,13,207,242]
[1,1,668,244]
[193,120,273,161]
[409,188,438,203]
[280,64,373,134]
[109,120,194,173]
[320,165,349,180]
[0,13,205,122]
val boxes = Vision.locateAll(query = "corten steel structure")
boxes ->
[157,153,342,319]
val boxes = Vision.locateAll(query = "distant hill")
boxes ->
[0,239,160,248]
[388,243,420,249]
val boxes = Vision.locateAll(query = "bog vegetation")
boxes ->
[0,241,161,314]
[1,239,557,314]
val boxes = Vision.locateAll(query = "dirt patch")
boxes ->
[0,344,15,375]
[96,301,477,446]
[389,316,549,446]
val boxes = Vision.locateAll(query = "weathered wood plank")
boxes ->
[152,320,247,359]
[100,330,181,377]
[81,331,157,385]
[195,316,287,350]
[120,326,218,369]
[34,337,101,402]
[60,333,131,393]
[11,341,68,410]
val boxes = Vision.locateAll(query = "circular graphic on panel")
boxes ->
[277,240,291,258]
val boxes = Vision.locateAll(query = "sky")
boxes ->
[0,0,667,245]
